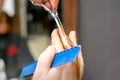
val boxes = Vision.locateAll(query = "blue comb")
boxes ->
[20,46,80,77]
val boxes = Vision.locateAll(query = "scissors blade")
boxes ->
[41,4,66,36]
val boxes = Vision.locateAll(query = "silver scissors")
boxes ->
[30,0,66,36]
[30,0,74,48]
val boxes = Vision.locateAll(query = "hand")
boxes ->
[32,29,84,80]
[30,0,59,11]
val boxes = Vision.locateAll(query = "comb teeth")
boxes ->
[20,46,81,77]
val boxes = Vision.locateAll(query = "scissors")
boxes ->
[30,0,74,49]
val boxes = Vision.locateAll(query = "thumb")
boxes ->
[33,45,56,80]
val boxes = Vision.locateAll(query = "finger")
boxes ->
[69,31,77,46]
[44,2,51,9]
[51,29,64,52]
[49,0,59,11]
[33,45,56,80]
[79,51,84,79]
[31,0,43,4]
[69,31,84,78]
[44,0,59,12]
[76,45,84,79]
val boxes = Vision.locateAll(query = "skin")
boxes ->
[32,29,84,80]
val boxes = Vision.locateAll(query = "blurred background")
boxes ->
[0,0,77,60]
[0,0,120,80]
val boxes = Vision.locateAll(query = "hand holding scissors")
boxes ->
[30,0,59,12]
[30,0,74,49]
